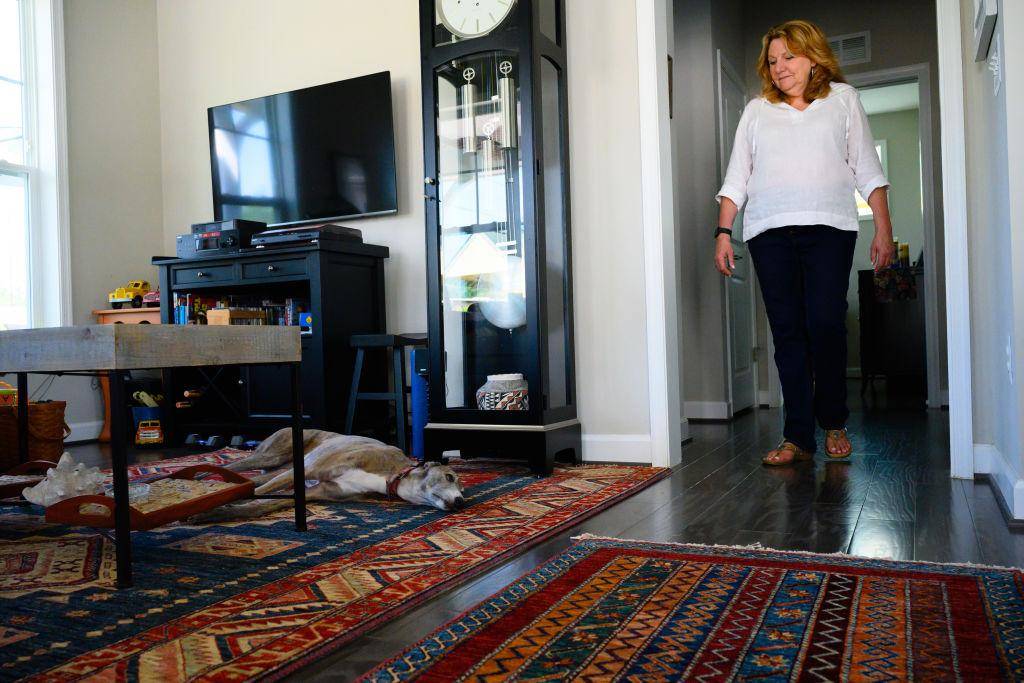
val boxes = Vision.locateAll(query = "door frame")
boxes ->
[935,0,973,479]
[715,48,761,415]
[637,0,973,477]
[846,63,943,412]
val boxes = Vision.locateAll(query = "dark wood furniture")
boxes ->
[0,324,306,588]
[345,333,428,453]
[857,267,927,397]
[154,241,388,442]
[419,0,581,474]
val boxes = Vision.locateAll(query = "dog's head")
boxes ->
[406,462,465,512]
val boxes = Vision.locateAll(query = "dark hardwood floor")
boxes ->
[64,382,1023,681]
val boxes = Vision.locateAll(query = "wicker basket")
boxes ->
[0,401,71,470]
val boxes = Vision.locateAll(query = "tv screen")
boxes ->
[208,71,398,226]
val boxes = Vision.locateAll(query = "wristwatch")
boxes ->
[714,227,733,239]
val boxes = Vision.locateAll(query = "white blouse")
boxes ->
[716,82,889,242]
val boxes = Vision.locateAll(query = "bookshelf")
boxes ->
[154,241,389,442]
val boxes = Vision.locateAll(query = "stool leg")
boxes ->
[345,348,364,435]
[393,347,407,453]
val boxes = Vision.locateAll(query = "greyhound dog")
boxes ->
[189,428,465,523]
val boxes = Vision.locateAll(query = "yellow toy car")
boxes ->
[135,419,164,445]
[109,280,151,309]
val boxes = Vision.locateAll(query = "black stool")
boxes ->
[345,333,427,453]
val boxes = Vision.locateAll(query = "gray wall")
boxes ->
[743,0,948,396]
[673,0,745,415]
[673,0,950,414]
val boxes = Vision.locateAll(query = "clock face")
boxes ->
[438,0,517,39]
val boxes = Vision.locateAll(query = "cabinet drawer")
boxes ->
[172,264,235,286]
[242,257,308,280]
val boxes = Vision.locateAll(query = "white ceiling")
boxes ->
[859,82,920,115]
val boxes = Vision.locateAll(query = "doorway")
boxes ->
[847,67,945,410]
[669,0,951,445]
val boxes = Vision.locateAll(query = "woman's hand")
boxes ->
[866,187,895,272]
[870,231,895,272]
[715,235,735,276]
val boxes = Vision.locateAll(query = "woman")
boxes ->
[715,19,895,465]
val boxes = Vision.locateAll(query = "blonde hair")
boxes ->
[757,20,845,103]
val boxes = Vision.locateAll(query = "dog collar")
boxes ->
[386,464,419,500]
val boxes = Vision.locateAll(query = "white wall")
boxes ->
[56,0,165,439]
[567,1,653,455]
[152,0,654,461]
[961,0,1023,514]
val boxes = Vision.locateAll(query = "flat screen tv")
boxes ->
[208,71,398,227]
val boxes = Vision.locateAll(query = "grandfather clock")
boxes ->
[419,0,580,475]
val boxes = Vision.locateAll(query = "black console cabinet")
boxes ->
[154,242,388,442]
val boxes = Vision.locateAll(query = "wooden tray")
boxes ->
[45,465,255,530]
[0,460,56,499]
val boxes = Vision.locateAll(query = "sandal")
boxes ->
[762,440,813,466]
[825,429,852,459]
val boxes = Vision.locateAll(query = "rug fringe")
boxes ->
[569,533,1024,572]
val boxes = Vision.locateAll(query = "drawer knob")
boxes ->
[197,271,208,278]
[267,265,277,272]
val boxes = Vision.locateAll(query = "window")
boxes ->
[0,0,31,330]
[0,0,69,330]
[855,139,888,218]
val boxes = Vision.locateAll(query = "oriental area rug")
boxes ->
[0,451,668,681]
[363,536,1024,682]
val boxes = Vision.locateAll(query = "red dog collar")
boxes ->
[386,464,420,500]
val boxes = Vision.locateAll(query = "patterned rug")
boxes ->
[363,536,1024,682]
[0,452,668,681]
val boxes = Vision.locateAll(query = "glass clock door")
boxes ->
[434,52,531,411]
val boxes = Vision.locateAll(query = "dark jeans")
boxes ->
[747,225,858,453]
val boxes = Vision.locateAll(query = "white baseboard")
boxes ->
[974,443,1024,520]
[846,367,862,378]
[66,420,103,444]
[582,434,652,464]
[683,401,730,420]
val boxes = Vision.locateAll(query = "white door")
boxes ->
[717,50,756,415]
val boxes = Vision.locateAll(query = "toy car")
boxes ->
[109,280,152,309]
[142,289,160,308]
[135,419,164,445]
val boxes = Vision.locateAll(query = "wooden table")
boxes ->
[0,324,306,588]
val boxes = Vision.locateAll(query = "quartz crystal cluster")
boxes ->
[23,453,105,507]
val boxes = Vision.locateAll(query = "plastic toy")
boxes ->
[108,280,152,309]
[0,380,16,407]
[135,420,164,445]
[142,289,160,307]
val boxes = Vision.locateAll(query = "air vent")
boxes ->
[828,31,871,66]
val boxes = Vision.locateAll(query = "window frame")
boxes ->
[0,0,36,329]
[0,0,71,329]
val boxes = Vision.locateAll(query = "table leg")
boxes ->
[17,373,28,463]
[291,363,306,532]
[109,370,133,588]
[98,372,111,443]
